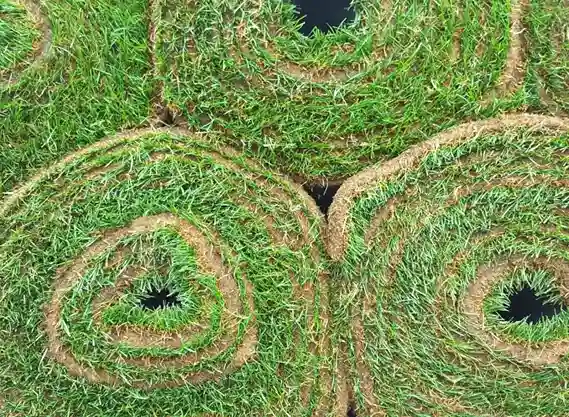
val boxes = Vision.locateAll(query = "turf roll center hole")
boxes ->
[139,287,182,310]
[347,402,357,417]
[303,181,341,216]
[498,286,566,324]
[289,0,355,36]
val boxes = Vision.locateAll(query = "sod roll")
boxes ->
[153,0,528,179]
[0,129,339,416]
[0,0,151,194]
[327,114,569,416]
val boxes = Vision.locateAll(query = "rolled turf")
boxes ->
[153,0,528,180]
[326,114,569,416]
[0,129,341,416]
[0,0,48,85]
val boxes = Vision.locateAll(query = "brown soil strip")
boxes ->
[364,194,405,247]
[147,0,168,122]
[90,216,222,348]
[493,0,529,98]
[353,230,517,416]
[365,167,566,250]
[5,127,326,400]
[351,313,385,416]
[311,280,332,416]
[428,211,569,370]
[84,163,123,180]
[538,8,569,113]
[1,0,52,86]
[147,0,158,81]
[432,220,569,368]
[327,113,569,262]
[203,145,324,248]
[330,114,569,414]
[0,126,319,222]
[450,27,463,64]
[0,127,160,218]
[332,354,350,417]
[478,0,528,105]
[143,146,319,249]
[450,175,569,203]
[538,86,569,117]
[144,149,298,246]
[288,240,335,416]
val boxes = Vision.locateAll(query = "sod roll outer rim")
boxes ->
[226,0,525,91]
[152,0,531,180]
[327,113,569,261]
[528,0,569,114]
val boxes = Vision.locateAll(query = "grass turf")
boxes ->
[0,0,43,83]
[0,129,339,416]
[527,0,569,114]
[326,114,569,416]
[2,0,569,416]
[0,0,152,193]
[153,0,529,180]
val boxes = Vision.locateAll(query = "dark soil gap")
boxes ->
[140,287,181,310]
[303,181,342,216]
[290,0,355,36]
[498,286,565,324]
[157,106,175,126]
[347,402,357,417]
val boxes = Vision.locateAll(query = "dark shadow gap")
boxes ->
[303,181,342,216]
[347,402,357,417]
[140,287,181,310]
[498,286,565,324]
[290,0,355,36]
[157,106,175,126]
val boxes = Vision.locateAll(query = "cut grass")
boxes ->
[154,0,528,180]
[326,114,569,416]
[0,0,152,193]
[1,0,569,416]
[0,129,339,416]
[527,0,569,114]
[0,0,43,83]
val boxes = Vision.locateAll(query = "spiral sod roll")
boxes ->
[528,0,569,113]
[152,0,528,180]
[326,114,569,416]
[0,129,341,416]
[0,0,51,86]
